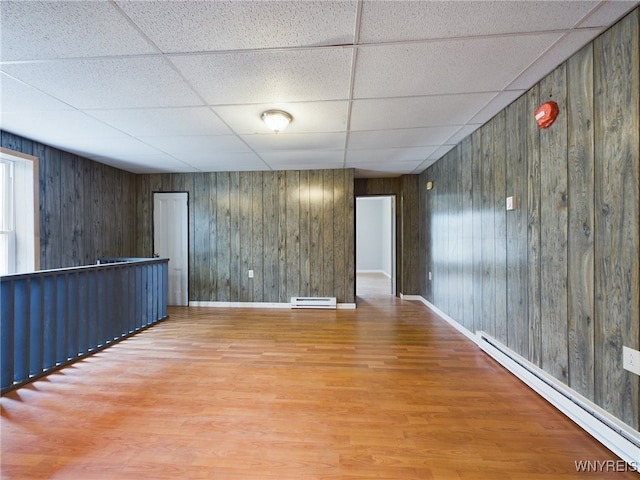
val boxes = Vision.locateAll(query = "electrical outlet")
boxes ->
[623,346,640,375]
[428,271,432,281]
[248,270,254,279]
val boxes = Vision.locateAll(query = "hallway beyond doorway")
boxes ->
[356,271,393,297]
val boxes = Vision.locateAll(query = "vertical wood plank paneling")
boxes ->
[567,43,595,399]
[447,149,459,319]
[493,110,508,344]
[285,171,301,299]
[262,172,278,301]
[80,151,93,264]
[44,147,62,268]
[526,86,543,367]
[401,175,420,296]
[216,172,231,302]
[594,9,640,429]
[59,152,76,265]
[333,170,346,302]
[430,162,446,309]
[299,171,310,297]
[417,6,639,431]
[113,169,123,257]
[194,173,210,301]
[175,173,196,301]
[419,169,432,302]
[460,137,473,331]
[92,164,106,260]
[322,170,335,298]
[480,119,496,336]
[309,170,322,297]
[540,64,569,384]
[277,171,288,302]
[121,171,134,257]
[506,96,529,357]
[251,172,264,302]
[229,172,240,300]
[344,169,355,303]
[239,172,252,302]
[136,175,151,257]
[208,173,218,301]
[471,130,483,334]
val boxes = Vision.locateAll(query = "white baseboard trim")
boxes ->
[357,269,392,278]
[417,296,480,345]
[337,303,357,310]
[189,301,290,308]
[415,295,640,468]
[189,301,357,310]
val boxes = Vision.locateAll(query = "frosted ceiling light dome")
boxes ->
[261,110,292,133]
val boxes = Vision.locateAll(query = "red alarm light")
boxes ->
[534,101,559,129]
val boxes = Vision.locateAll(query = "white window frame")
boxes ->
[0,148,39,274]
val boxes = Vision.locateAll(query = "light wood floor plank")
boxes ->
[1,295,633,479]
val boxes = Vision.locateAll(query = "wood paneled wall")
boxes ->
[136,169,355,304]
[0,131,137,270]
[419,8,640,430]
[354,175,421,295]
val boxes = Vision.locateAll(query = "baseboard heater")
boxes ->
[477,331,640,467]
[290,297,337,309]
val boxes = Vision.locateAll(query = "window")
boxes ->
[0,149,38,275]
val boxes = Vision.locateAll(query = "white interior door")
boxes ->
[153,192,188,306]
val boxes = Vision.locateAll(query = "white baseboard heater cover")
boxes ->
[477,331,640,467]
[291,297,337,309]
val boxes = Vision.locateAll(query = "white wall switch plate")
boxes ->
[623,346,640,375]
[248,270,254,278]
[506,196,517,211]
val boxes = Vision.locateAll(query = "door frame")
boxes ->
[355,194,397,296]
[152,191,189,305]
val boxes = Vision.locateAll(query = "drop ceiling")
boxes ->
[1,0,637,177]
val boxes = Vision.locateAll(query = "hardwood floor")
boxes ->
[1,296,634,479]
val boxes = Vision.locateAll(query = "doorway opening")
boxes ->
[355,195,396,297]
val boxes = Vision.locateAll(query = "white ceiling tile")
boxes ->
[469,90,527,124]
[170,48,353,105]
[579,1,639,27]
[427,145,457,161]
[350,94,495,131]
[2,57,203,109]
[508,30,605,90]
[88,107,233,137]
[0,73,73,112]
[214,102,349,135]
[446,125,482,146]
[0,0,156,61]
[241,132,346,152]
[348,126,460,149]
[350,160,424,174]
[59,136,167,159]
[140,135,252,158]
[0,0,634,176]
[182,153,268,172]
[0,110,130,147]
[354,33,563,98]
[84,155,201,174]
[116,0,358,52]
[260,150,345,166]
[359,1,601,43]
[346,146,437,165]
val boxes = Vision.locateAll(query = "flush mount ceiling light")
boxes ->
[261,110,292,133]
